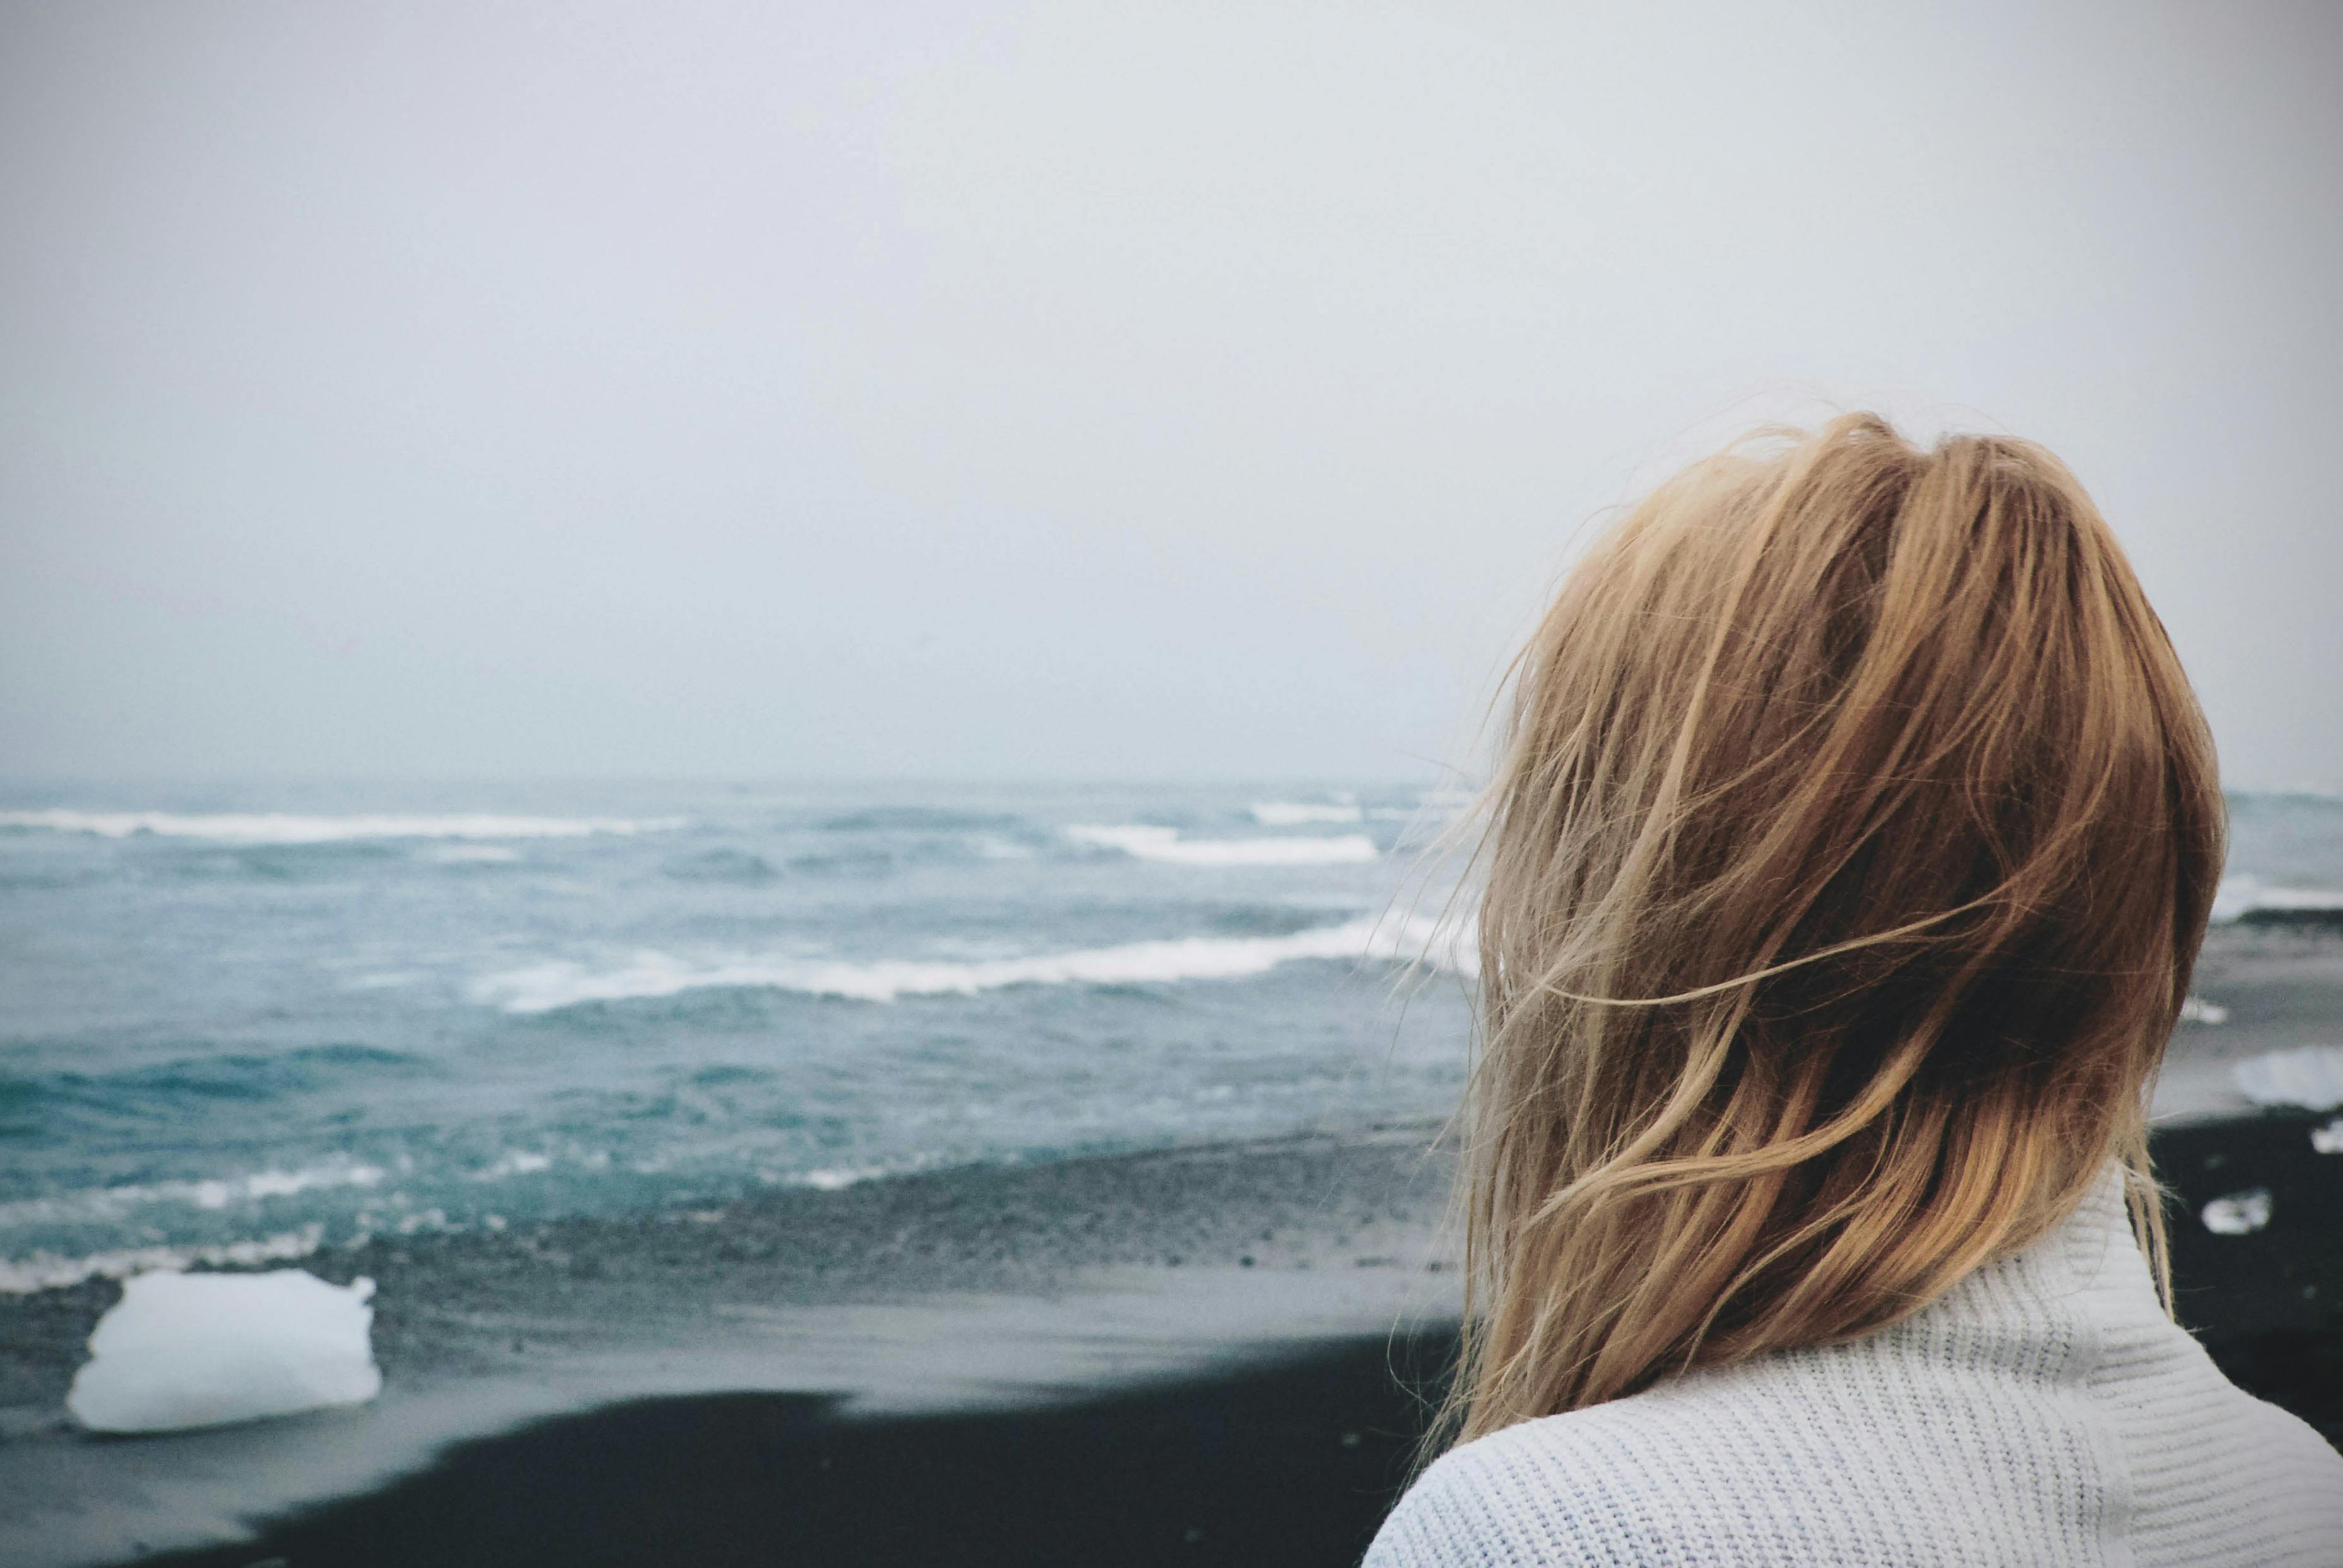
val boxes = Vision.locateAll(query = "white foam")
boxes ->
[2311,1118,2343,1156]
[346,970,423,990]
[2231,1045,2343,1112]
[1249,801,1364,826]
[0,1225,327,1295]
[2179,995,2230,1025]
[2252,887,2343,910]
[470,913,1469,1013]
[1067,824,1378,866]
[426,844,523,864]
[67,1268,381,1432]
[0,809,681,845]
[2212,876,2343,923]
[796,1167,884,1192]
[468,1150,553,1180]
[0,1160,387,1230]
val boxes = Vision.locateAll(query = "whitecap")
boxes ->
[1067,824,1378,866]
[1249,801,1364,826]
[0,809,682,845]
[0,1160,387,1229]
[468,1150,554,1181]
[468,913,1470,1014]
[795,1167,884,1192]
[346,970,424,991]
[0,1225,327,1295]
[426,844,523,864]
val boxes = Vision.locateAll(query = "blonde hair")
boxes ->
[1436,413,2223,1449]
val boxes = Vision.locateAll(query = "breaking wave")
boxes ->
[1067,824,1378,866]
[0,1226,328,1295]
[0,1158,390,1230]
[0,809,683,845]
[1249,800,1363,826]
[469,914,1469,1014]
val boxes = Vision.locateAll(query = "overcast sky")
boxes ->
[4,2,2337,787]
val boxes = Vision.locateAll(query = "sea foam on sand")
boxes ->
[66,1269,381,1433]
[2232,1045,2343,1112]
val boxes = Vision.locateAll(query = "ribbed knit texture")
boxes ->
[1367,1167,2343,1567]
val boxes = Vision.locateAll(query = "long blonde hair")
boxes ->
[1438,413,2223,1448]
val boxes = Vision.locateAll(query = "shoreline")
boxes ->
[2,921,2338,1566]
[0,1124,1465,1568]
[0,1106,2327,1568]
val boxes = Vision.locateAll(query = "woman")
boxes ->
[1368,415,2343,1567]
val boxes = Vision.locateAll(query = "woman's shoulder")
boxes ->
[1363,1388,1774,1568]
[1362,1333,2091,1568]
[1364,1338,2343,1568]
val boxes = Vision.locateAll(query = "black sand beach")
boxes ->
[0,1126,1464,1567]
[51,1110,2328,1568]
[132,1332,1462,1568]
[1,924,2337,1568]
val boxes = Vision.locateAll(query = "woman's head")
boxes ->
[1445,412,2222,1443]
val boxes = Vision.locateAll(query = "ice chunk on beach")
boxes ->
[66,1269,381,1433]
[2200,1189,2273,1237]
[2231,1045,2343,1112]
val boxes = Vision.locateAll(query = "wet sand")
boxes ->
[2152,920,2343,1117]
[1,922,2336,1567]
[129,1331,1464,1568]
[27,1107,2328,1568]
[0,1126,1464,1567]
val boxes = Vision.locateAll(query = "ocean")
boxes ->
[3,781,2337,1297]
[0,781,1480,1292]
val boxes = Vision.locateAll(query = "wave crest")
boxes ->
[0,1158,389,1230]
[469,914,1467,1014]
[0,1226,328,1295]
[1067,824,1378,866]
[1249,801,1363,826]
[0,809,683,845]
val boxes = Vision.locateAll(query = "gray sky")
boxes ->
[4,1,2337,787]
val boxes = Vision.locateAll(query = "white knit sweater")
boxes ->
[1367,1167,2343,1567]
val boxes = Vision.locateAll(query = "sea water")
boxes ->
[0,781,1481,1291]
[3,781,2337,1295]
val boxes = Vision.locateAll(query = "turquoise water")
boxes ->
[0,781,1476,1288]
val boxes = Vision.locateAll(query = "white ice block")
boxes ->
[66,1268,381,1433]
